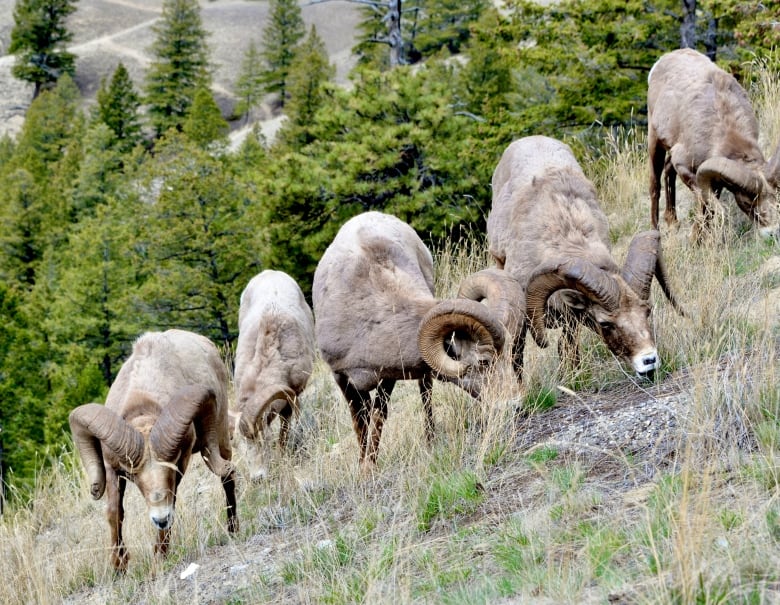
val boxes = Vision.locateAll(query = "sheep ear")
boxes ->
[557,290,587,310]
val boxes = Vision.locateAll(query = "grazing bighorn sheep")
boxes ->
[648,48,780,240]
[484,135,684,380]
[69,329,237,571]
[312,211,505,468]
[233,270,315,475]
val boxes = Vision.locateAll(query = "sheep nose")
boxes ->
[151,512,173,530]
[636,352,659,379]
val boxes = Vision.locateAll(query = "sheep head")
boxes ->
[417,298,505,395]
[236,384,297,441]
[525,230,683,378]
[697,154,780,239]
[69,385,231,531]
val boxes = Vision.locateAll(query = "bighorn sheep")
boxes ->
[483,135,684,380]
[233,270,315,476]
[648,48,780,240]
[312,211,505,468]
[69,329,237,571]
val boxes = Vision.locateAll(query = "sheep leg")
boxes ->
[222,470,239,534]
[663,156,678,227]
[418,373,434,443]
[648,135,666,229]
[106,467,129,572]
[367,379,394,463]
[337,375,373,465]
[511,329,527,384]
[276,400,294,450]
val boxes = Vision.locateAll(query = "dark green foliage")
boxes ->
[183,87,229,147]
[94,63,143,154]
[132,132,260,343]
[413,0,488,58]
[260,0,306,107]
[500,0,679,140]
[0,282,51,498]
[234,40,265,122]
[278,26,335,149]
[145,0,211,137]
[8,0,77,98]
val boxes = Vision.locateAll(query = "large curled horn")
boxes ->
[697,157,764,198]
[150,385,232,478]
[238,384,297,440]
[457,267,524,337]
[622,229,687,316]
[526,258,619,348]
[418,299,505,378]
[69,404,145,499]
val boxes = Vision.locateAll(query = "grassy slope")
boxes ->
[2,64,780,605]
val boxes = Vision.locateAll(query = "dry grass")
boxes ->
[2,61,780,605]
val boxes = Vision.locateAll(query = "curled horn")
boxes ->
[622,230,686,316]
[238,384,297,440]
[457,268,524,337]
[697,157,764,198]
[526,258,619,348]
[150,385,233,478]
[69,403,145,499]
[418,299,505,378]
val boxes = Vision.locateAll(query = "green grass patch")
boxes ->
[417,469,484,532]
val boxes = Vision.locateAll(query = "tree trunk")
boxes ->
[681,0,697,48]
[387,0,403,67]
[704,15,718,61]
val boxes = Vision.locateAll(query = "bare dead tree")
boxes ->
[681,0,697,48]
[308,0,413,67]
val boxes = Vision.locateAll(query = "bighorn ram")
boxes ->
[69,329,238,571]
[648,48,780,240]
[233,270,315,475]
[312,211,505,467]
[483,135,684,380]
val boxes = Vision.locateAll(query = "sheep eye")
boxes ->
[598,321,614,331]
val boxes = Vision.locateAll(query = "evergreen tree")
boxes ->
[260,0,306,107]
[133,132,260,343]
[279,26,335,149]
[183,87,229,147]
[72,123,125,217]
[234,40,265,123]
[413,0,487,58]
[145,0,211,137]
[8,0,77,99]
[94,63,143,154]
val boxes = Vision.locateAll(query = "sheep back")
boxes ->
[487,136,616,285]
[106,329,230,444]
[312,211,436,387]
[648,49,764,168]
[234,270,315,403]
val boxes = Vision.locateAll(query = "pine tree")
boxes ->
[280,26,335,149]
[8,0,77,99]
[133,132,260,343]
[260,0,306,108]
[94,63,143,154]
[144,0,211,138]
[183,87,229,148]
[234,41,265,123]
